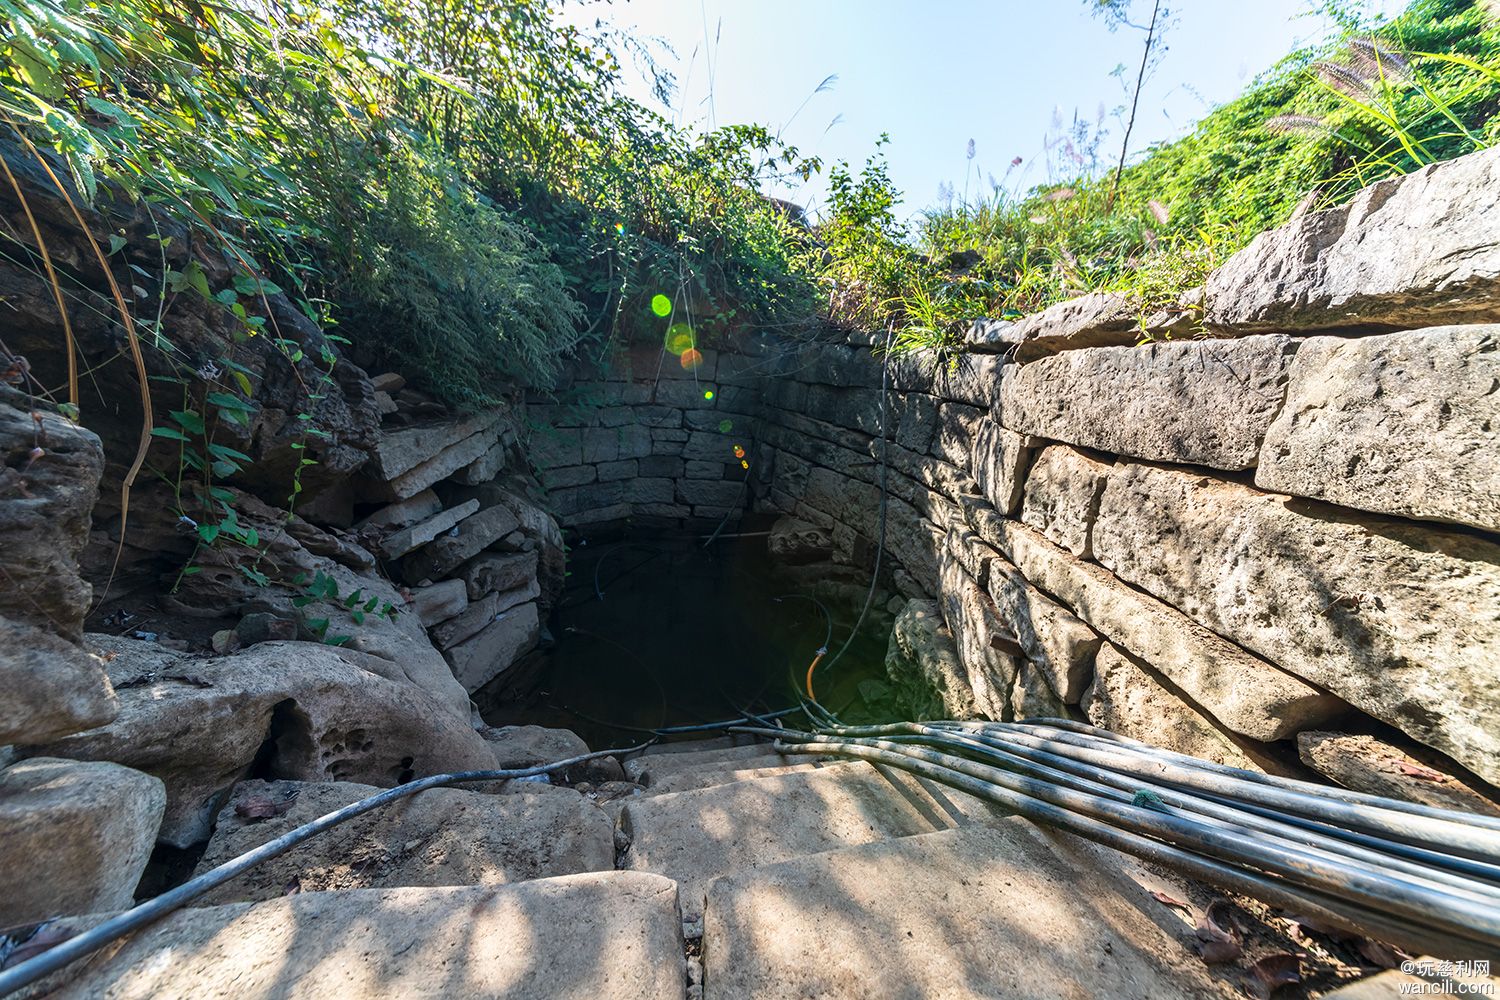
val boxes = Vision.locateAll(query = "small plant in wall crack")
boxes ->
[290,570,400,646]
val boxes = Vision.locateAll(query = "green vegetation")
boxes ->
[1,0,1497,385]
[873,0,1500,351]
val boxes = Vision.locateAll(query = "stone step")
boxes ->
[619,760,1007,923]
[36,872,685,1000]
[644,760,829,796]
[701,819,1228,1000]
[639,732,771,756]
[189,779,615,904]
[625,743,803,784]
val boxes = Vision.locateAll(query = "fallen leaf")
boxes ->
[0,922,77,970]
[1149,890,1191,910]
[1396,762,1448,783]
[1248,952,1302,998]
[1356,937,1405,969]
[1194,901,1242,964]
[235,794,295,820]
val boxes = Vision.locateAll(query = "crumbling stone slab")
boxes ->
[1256,325,1500,532]
[368,411,503,481]
[1092,461,1500,783]
[378,499,478,559]
[402,504,521,582]
[999,335,1294,470]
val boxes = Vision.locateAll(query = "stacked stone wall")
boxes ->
[742,148,1500,802]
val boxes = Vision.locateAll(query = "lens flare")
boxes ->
[717,419,733,433]
[703,390,715,401]
[650,294,672,318]
[664,322,695,356]
[740,459,750,469]
[615,222,626,235]
[733,445,746,459]
[679,348,704,370]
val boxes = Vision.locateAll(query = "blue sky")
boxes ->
[562,0,1404,219]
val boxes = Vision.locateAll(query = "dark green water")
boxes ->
[476,531,894,750]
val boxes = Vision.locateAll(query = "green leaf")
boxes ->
[231,371,254,396]
[151,426,191,442]
[197,523,221,543]
[325,635,353,647]
[170,409,205,435]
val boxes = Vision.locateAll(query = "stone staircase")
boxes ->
[27,731,1264,999]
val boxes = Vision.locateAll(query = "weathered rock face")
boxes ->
[0,756,165,925]
[767,517,833,564]
[0,387,103,640]
[0,616,118,746]
[1092,462,1500,783]
[27,636,496,846]
[884,601,978,721]
[1203,145,1500,332]
[168,490,469,718]
[965,509,1343,742]
[192,778,614,904]
[1256,325,1500,532]
[1082,645,1276,773]
[0,147,379,593]
[999,335,1294,471]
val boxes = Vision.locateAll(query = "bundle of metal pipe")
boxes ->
[733,718,1500,962]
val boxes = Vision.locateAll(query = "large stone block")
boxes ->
[1019,444,1112,559]
[29,638,496,846]
[445,602,541,692]
[962,508,1344,742]
[0,615,117,745]
[380,422,502,501]
[1082,644,1276,772]
[985,555,1101,705]
[1205,146,1500,333]
[938,557,1018,717]
[966,291,1140,361]
[971,418,1034,517]
[1092,461,1500,781]
[1256,325,1500,532]
[1297,731,1500,817]
[0,757,164,926]
[885,601,976,720]
[0,388,102,640]
[401,504,521,582]
[999,335,1294,470]
[934,402,985,472]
